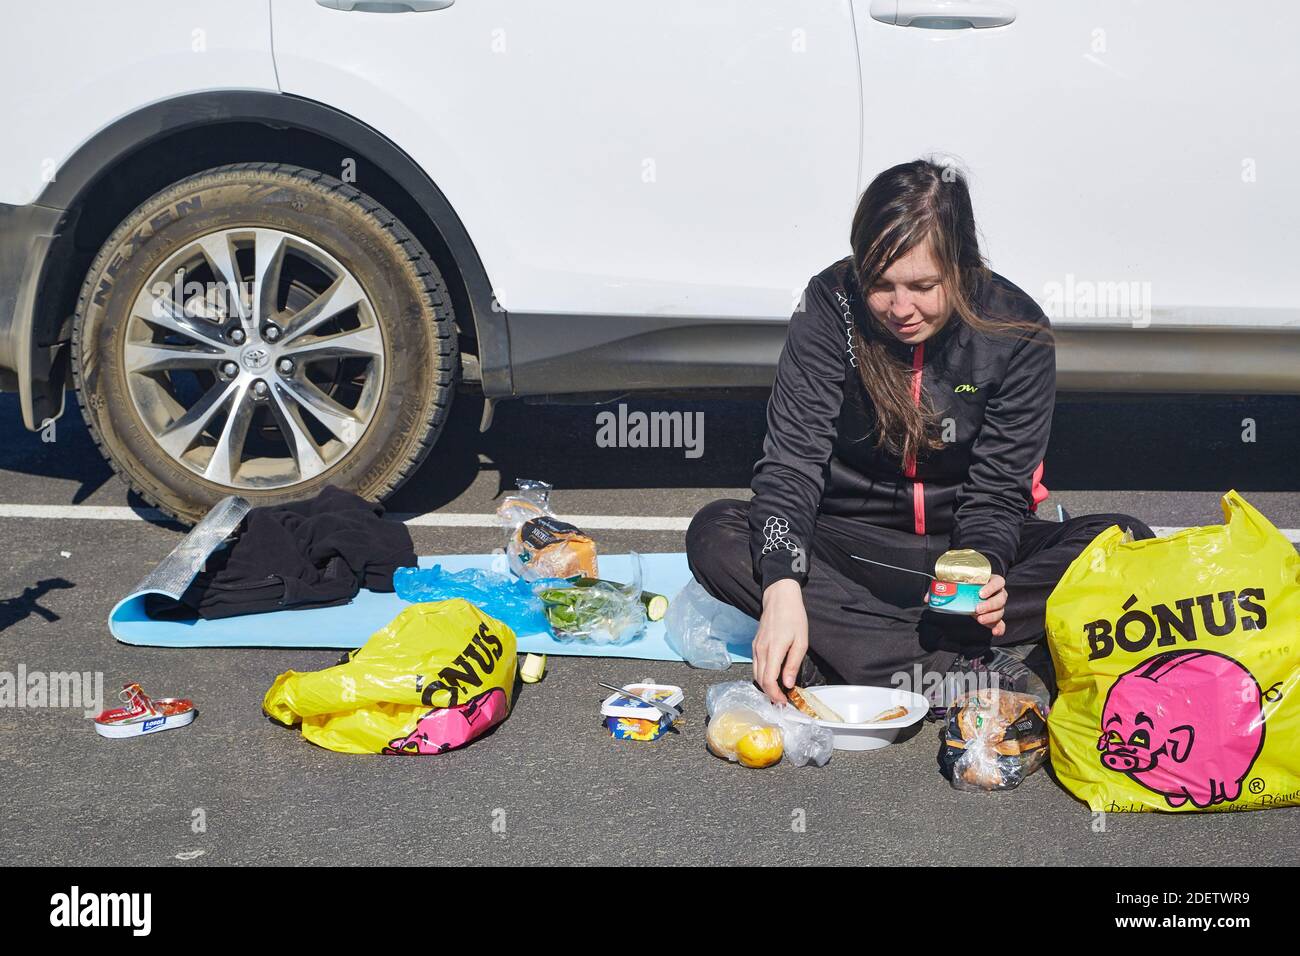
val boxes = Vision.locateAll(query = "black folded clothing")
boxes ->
[169,485,417,620]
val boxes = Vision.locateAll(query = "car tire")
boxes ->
[72,162,457,524]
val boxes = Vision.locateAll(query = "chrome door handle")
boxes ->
[869,0,1016,29]
[316,0,454,12]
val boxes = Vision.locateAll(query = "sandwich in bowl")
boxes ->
[786,686,845,723]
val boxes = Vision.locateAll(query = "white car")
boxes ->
[1,0,1295,521]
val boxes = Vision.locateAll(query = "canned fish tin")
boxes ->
[928,550,991,615]
[933,549,992,585]
[927,579,984,615]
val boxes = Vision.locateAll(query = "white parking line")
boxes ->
[0,503,1295,541]
[0,503,174,521]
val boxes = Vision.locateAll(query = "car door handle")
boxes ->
[316,0,454,12]
[869,0,1016,29]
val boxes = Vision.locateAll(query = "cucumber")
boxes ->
[567,576,669,621]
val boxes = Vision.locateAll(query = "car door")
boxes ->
[272,0,861,325]
[853,0,1300,388]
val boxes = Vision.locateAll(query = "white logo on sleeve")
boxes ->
[761,516,799,555]
[835,290,858,368]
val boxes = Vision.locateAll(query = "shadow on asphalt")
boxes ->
[0,577,75,629]
[389,391,1300,511]
[1,391,1296,521]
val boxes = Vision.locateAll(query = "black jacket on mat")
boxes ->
[172,485,417,619]
[750,256,1055,588]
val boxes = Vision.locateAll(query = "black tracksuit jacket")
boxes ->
[749,256,1055,588]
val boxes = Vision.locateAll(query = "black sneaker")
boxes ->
[930,643,1051,717]
[986,645,1050,702]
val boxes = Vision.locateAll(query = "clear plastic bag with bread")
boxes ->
[939,688,1050,791]
[496,478,599,581]
[705,680,833,768]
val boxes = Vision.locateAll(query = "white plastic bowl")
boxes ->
[784,685,929,751]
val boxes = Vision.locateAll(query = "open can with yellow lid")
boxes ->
[927,549,991,616]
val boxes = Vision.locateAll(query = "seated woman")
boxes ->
[686,159,1153,707]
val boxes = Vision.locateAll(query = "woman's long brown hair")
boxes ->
[848,158,1050,468]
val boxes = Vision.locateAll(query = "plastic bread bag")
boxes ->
[939,688,1050,791]
[664,578,758,670]
[534,552,647,646]
[496,478,599,581]
[705,680,833,767]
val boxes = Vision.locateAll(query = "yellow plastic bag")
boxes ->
[263,599,517,754]
[1046,490,1300,812]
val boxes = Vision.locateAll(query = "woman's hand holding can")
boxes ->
[974,574,1008,637]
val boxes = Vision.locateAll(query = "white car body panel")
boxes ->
[0,0,1296,422]
[6,0,1296,331]
[0,0,278,206]
[271,0,1300,332]
[851,0,1300,330]
[271,0,862,318]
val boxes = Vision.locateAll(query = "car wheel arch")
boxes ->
[31,90,510,426]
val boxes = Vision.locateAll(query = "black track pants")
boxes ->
[685,498,1154,689]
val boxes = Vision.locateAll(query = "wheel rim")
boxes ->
[123,227,385,490]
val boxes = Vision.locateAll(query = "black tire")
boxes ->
[72,162,457,524]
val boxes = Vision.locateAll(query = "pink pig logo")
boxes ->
[1098,650,1266,808]
[383,687,508,755]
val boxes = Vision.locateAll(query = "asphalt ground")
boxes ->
[1,390,1298,866]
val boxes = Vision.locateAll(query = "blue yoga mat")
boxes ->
[109,551,754,664]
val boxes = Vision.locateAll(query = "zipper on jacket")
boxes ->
[903,343,926,535]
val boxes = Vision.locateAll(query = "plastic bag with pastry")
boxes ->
[705,680,833,767]
[939,688,1050,791]
[496,478,599,581]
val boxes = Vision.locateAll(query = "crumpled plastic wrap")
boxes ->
[664,578,758,670]
[705,680,833,767]
[393,564,553,637]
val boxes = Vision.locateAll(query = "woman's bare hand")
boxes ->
[753,578,808,704]
[975,574,1008,638]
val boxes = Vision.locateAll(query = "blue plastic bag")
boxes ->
[394,565,554,637]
